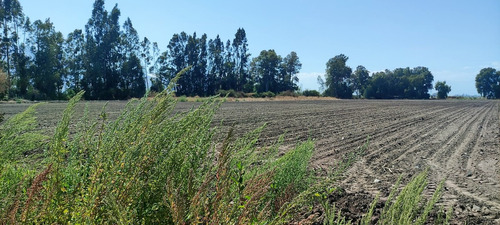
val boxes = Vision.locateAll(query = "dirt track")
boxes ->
[2,99,499,223]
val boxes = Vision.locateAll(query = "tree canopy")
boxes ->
[324,54,352,99]
[475,67,500,99]
[0,0,303,100]
[435,81,451,99]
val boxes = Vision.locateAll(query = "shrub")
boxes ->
[278,90,299,97]
[178,95,188,102]
[302,90,321,97]
[258,91,276,98]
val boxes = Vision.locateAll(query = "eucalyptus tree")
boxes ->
[251,49,281,93]
[232,28,250,91]
[280,51,301,91]
[30,19,64,99]
[324,54,353,98]
[64,29,85,93]
[352,65,370,97]
[207,35,225,95]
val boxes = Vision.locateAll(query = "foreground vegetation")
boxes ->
[0,83,450,224]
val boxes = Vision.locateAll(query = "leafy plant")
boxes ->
[302,89,321,97]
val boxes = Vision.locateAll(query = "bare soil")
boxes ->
[2,99,499,224]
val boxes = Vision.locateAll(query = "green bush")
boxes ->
[257,91,275,98]
[178,95,188,102]
[302,90,321,97]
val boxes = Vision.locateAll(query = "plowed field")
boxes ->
[2,99,499,223]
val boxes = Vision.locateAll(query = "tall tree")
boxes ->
[232,28,250,91]
[434,81,451,99]
[161,32,188,94]
[324,54,352,98]
[120,53,145,98]
[207,35,224,95]
[119,17,145,98]
[251,49,281,93]
[223,39,235,90]
[352,65,370,97]
[64,29,85,93]
[475,67,499,99]
[30,19,64,99]
[149,41,163,92]
[83,0,123,99]
[83,0,108,99]
[196,33,208,96]
[140,37,151,90]
[280,51,301,92]
[0,0,24,87]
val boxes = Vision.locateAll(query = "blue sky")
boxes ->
[22,0,500,95]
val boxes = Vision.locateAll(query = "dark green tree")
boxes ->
[207,35,225,94]
[64,29,85,93]
[222,39,235,90]
[250,49,281,93]
[280,51,301,92]
[30,19,64,99]
[160,32,188,92]
[364,67,434,99]
[83,1,122,99]
[83,0,107,99]
[324,54,352,98]
[434,81,451,99]
[196,33,208,96]
[119,17,145,98]
[475,67,499,99]
[232,28,250,91]
[120,53,145,98]
[0,0,25,89]
[364,71,392,99]
[352,65,370,97]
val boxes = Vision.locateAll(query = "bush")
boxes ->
[257,91,276,98]
[302,90,321,97]
[178,95,188,102]
[278,90,299,97]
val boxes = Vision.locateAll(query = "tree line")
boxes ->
[318,53,498,99]
[318,54,447,99]
[0,0,303,100]
[0,0,495,100]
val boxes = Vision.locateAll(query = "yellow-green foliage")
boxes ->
[376,169,445,225]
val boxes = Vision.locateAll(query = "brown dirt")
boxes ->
[1,99,499,224]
